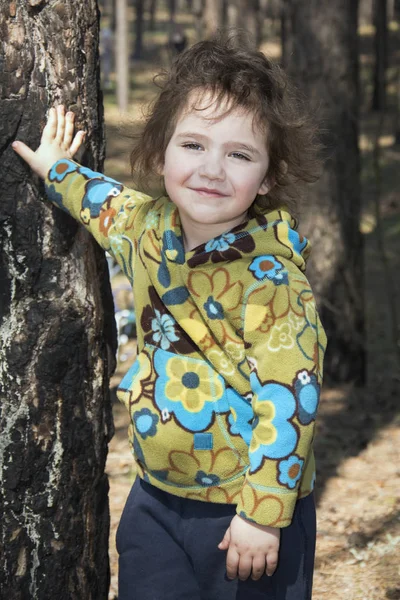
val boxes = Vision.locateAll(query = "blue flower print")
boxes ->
[288,227,308,258]
[248,371,298,473]
[278,455,304,489]
[294,370,320,425]
[78,166,121,185]
[133,408,159,440]
[204,296,224,320]
[161,286,190,306]
[151,469,169,481]
[151,310,179,350]
[158,230,185,288]
[271,270,289,286]
[205,233,236,253]
[195,471,220,487]
[158,253,170,288]
[153,350,228,432]
[226,388,253,445]
[119,355,140,389]
[48,159,78,183]
[248,255,288,285]
[81,179,123,223]
[45,184,72,215]
[163,229,185,264]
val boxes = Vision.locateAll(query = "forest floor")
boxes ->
[100,9,400,600]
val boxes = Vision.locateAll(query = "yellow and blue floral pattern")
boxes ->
[45,160,327,528]
[153,349,228,432]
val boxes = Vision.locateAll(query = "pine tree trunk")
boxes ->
[133,0,145,59]
[193,0,204,41]
[395,0,400,20]
[117,0,130,109]
[0,1,116,598]
[372,0,388,110]
[203,0,225,38]
[281,0,364,385]
[149,0,157,30]
[227,0,262,46]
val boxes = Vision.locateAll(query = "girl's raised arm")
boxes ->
[12,105,153,285]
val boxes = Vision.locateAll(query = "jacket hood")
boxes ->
[184,209,310,273]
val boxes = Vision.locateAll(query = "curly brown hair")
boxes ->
[130,30,322,216]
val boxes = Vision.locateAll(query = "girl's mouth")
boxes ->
[191,187,228,197]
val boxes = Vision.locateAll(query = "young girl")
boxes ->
[13,33,326,600]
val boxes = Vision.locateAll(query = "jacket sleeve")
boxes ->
[44,159,153,282]
[236,258,327,527]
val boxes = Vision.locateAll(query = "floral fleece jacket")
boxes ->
[46,159,327,528]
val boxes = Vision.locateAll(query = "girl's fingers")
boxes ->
[265,550,278,577]
[41,107,58,143]
[63,112,75,148]
[12,140,37,169]
[55,105,65,144]
[69,131,86,158]
[251,556,266,581]
[225,546,240,580]
[237,555,253,581]
[218,526,231,550]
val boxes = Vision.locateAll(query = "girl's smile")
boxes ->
[162,91,271,250]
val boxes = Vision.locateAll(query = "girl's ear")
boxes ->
[258,161,287,195]
[258,177,273,195]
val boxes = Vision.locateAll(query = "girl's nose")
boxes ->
[198,154,225,181]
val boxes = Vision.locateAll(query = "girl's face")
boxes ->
[162,91,271,250]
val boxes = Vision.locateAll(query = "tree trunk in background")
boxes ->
[395,2,400,143]
[116,0,129,109]
[280,0,291,67]
[0,1,116,598]
[133,0,144,59]
[193,0,203,40]
[203,0,225,38]
[227,0,263,47]
[168,0,177,22]
[102,0,114,22]
[282,0,364,385]
[148,0,157,30]
[372,0,388,110]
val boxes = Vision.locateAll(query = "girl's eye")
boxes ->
[182,142,202,151]
[230,152,251,161]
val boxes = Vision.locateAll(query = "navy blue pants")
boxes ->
[116,478,316,600]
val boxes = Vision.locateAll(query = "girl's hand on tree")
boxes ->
[12,105,85,180]
[218,514,280,580]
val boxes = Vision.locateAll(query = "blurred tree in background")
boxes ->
[282,0,363,385]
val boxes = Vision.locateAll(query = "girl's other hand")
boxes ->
[218,514,280,580]
[12,105,86,180]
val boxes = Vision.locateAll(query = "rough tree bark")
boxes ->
[281,0,364,384]
[0,1,116,598]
